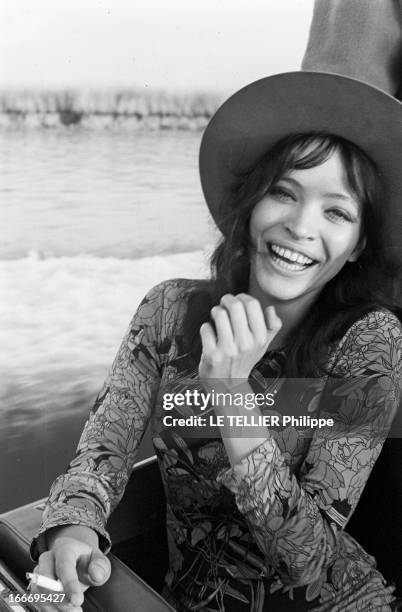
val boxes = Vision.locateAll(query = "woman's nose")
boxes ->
[284,206,317,241]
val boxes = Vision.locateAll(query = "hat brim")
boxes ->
[199,72,402,251]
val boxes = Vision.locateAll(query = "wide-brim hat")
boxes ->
[199,71,402,255]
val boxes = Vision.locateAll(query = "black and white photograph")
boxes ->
[1,1,401,610]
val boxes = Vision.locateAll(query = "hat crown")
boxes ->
[301,0,402,100]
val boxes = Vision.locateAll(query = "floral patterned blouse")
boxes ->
[31,279,402,611]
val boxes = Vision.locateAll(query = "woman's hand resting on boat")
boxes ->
[199,294,282,382]
[31,525,111,611]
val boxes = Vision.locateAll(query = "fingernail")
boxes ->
[90,563,106,582]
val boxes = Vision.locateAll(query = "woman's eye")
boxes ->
[326,209,353,223]
[269,186,296,202]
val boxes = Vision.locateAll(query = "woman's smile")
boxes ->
[264,241,318,272]
[248,150,365,307]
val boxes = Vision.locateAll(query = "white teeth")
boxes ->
[272,259,306,271]
[270,243,314,265]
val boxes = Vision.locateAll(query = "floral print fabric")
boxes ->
[31,279,402,611]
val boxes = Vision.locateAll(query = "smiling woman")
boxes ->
[30,72,402,611]
[249,140,366,311]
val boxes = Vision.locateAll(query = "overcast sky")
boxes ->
[0,0,314,93]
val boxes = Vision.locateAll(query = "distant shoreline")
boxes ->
[0,89,221,129]
[0,112,211,130]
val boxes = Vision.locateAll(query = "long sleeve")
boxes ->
[302,0,402,98]
[217,310,402,587]
[30,281,168,560]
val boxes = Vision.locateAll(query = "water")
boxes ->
[1,129,216,259]
[1,127,218,512]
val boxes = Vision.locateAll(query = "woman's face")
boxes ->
[248,150,365,308]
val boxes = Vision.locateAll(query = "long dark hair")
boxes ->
[182,133,401,376]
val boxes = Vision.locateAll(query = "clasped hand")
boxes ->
[199,293,282,381]
[31,528,111,612]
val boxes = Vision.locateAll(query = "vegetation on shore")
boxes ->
[0,88,221,129]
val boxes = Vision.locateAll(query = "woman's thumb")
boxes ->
[87,549,111,585]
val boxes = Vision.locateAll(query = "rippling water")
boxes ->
[2,128,216,259]
[1,127,216,511]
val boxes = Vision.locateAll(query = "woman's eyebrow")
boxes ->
[323,192,360,210]
[280,177,359,207]
[278,177,300,187]
[323,192,355,201]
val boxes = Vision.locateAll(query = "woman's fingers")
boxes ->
[210,304,236,353]
[199,322,219,378]
[31,537,110,612]
[265,305,282,335]
[31,553,82,612]
[78,549,112,586]
[219,294,252,350]
[235,294,269,345]
[89,551,111,584]
[200,322,217,354]
[206,295,282,353]
[199,294,283,379]
[36,550,56,579]
[54,547,85,607]
[220,294,281,349]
